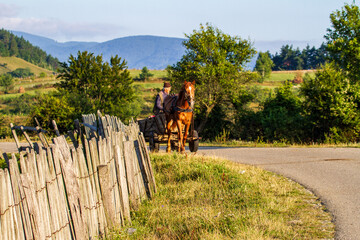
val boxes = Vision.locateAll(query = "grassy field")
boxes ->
[0,56,54,76]
[129,69,168,79]
[109,153,334,239]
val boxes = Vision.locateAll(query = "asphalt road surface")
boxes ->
[2,143,359,239]
[197,147,360,240]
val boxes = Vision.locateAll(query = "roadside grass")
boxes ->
[200,139,360,148]
[110,153,334,239]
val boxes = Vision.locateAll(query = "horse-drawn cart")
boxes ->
[138,113,199,152]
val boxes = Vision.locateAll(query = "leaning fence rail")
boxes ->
[1,111,156,239]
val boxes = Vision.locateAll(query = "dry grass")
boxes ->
[110,153,334,239]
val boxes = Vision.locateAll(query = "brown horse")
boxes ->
[164,80,195,153]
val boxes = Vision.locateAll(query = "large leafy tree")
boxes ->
[325,3,360,82]
[57,51,138,120]
[168,23,256,133]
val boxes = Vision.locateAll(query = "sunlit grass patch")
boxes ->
[111,153,334,239]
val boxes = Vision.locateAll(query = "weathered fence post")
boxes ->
[3,112,156,240]
[53,136,88,240]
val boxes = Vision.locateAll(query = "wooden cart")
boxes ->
[137,113,199,152]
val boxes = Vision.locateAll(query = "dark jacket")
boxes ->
[153,90,168,114]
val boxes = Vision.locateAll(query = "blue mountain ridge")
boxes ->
[11,30,322,70]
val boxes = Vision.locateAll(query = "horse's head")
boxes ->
[183,80,195,109]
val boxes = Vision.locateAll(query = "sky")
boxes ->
[0,0,355,43]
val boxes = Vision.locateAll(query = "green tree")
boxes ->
[167,23,256,133]
[272,45,303,70]
[0,74,14,94]
[301,63,360,142]
[254,51,274,82]
[261,81,306,142]
[57,51,138,120]
[10,68,34,78]
[9,35,19,56]
[138,66,154,81]
[325,3,360,82]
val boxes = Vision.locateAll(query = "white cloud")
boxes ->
[0,15,122,42]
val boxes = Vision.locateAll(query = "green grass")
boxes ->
[129,69,168,79]
[0,88,56,99]
[200,139,360,148]
[109,153,334,239]
[0,56,53,76]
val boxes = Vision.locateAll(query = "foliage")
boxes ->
[0,73,14,93]
[0,114,11,139]
[57,51,140,122]
[29,92,77,133]
[0,28,59,70]
[112,153,334,239]
[325,3,360,83]
[167,23,256,134]
[232,82,306,143]
[10,67,34,78]
[260,81,307,142]
[301,43,328,70]
[194,104,233,140]
[0,93,36,115]
[254,51,274,82]
[272,45,303,70]
[138,66,154,81]
[301,63,360,142]
[0,114,27,139]
[271,44,327,70]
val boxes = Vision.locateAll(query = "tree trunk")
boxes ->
[196,104,215,134]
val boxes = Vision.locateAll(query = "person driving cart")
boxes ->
[153,82,171,114]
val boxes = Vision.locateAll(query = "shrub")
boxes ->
[260,81,307,142]
[301,63,360,142]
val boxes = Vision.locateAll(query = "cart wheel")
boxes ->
[149,131,160,152]
[189,130,199,152]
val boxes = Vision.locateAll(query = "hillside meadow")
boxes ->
[0,56,54,76]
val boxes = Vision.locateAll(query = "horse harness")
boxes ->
[166,92,193,113]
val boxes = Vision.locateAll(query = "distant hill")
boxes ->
[12,30,322,70]
[12,31,185,70]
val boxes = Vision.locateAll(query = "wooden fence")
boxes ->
[1,112,156,239]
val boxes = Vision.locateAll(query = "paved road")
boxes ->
[2,143,359,239]
[197,147,360,240]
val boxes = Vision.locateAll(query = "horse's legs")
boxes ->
[176,120,183,153]
[182,123,191,152]
[166,119,173,153]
